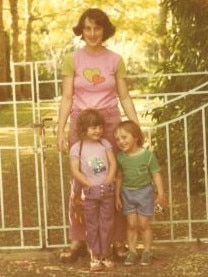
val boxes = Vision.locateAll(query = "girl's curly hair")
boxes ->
[76,108,105,140]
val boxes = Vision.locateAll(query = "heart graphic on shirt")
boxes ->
[92,74,105,85]
[83,68,105,85]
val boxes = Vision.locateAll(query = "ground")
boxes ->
[0,242,208,277]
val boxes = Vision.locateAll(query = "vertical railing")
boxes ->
[1,62,208,248]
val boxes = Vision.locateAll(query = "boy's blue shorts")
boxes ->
[122,184,154,217]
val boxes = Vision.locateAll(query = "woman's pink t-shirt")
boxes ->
[62,47,127,111]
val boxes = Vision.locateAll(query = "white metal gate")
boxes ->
[0,62,208,249]
[0,61,70,249]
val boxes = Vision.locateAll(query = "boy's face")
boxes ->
[86,125,104,141]
[114,128,138,154]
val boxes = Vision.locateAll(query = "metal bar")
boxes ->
[202,107,208,219]
[0,150,5,228]
[10,63,24,247]
[58,152,68,245]
[155,102,208,129]
[165,124,174,241]
[34,62,41,122]
[127,71,208,78]
[184,117,192,240]
[30,61,43,248]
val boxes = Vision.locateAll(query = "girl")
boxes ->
[114,120,166,266]
[70,108,116,271]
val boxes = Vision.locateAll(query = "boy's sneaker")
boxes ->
[124,251,138,265]
[101,258,114,268]
[90,259,103,271]
[140,251,152,265]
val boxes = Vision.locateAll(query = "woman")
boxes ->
[57,8,139,262]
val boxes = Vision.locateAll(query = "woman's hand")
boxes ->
[57,133,68,153]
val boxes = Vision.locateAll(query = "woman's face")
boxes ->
[82,17,104,48]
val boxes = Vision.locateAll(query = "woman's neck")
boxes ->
[84,45,105,54]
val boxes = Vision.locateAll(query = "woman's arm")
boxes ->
[104,149,117,185]
[70,157,93,187]
[116,77,140,125]
[57,76,74,152]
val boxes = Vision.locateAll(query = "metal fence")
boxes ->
[0,61,208,249]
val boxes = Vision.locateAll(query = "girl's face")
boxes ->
[114,128,138,154]
[86,125,104,141]
[82,17,104,48]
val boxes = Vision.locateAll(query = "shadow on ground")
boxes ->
[0,242,208,277]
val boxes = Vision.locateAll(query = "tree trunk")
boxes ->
[157,0,170,63]
[9,0,23,99]
[9,0,19,62]
[25,0,33,61]
[0,0,10,100]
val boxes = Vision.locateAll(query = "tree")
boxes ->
[2,0,160,64]
[9,0,19,62]
[151,0,208,193]
[25,0,33,61]
[0,0,10,101]
[1,0,160,98]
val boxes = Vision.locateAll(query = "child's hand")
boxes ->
[115,197,122,211]
[103,176,115,186]
[156,193,167,209]
[85,180,93,187]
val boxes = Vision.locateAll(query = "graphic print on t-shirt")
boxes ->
[83,68,105,85]
[88,156,106,174]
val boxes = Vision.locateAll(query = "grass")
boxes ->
[0,103,70,248]
[0,144,70,248]
[0,104,32,127]
[0,102,58,127]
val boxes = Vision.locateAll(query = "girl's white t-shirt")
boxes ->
[70,138,112,186]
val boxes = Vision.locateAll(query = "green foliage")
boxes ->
[151,0,208,193]
[1,0,161,101]
[162,0,208,72]
[2,0,159,68]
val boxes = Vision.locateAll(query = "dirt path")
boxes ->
[0,242,208,276]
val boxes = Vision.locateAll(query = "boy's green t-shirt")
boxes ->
[117,148,160,189]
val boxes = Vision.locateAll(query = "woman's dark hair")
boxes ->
[114,120,145,147]
[76,108,105,140]
[73,8,116,41]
